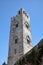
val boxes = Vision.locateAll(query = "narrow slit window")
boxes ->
[16,24,18,27]
[15,39,17,44]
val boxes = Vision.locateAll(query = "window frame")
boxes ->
[15,36,18,44]
[26,36,30,44]
[25,22,29,29]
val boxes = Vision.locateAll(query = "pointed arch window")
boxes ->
[25,22,29,29]
[26,36,31,44]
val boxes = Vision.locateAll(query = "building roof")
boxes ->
[14,39,43,65]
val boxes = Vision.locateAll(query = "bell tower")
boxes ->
[7,8,32,65]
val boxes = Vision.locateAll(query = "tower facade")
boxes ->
[8,8,32,65]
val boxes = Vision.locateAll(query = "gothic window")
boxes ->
[26,36,30,44]
[25,22,29,29]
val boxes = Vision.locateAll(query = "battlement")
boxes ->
[18,8,29,18]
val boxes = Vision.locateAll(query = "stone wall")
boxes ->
[14,39,43,65]
[8,8,32,65]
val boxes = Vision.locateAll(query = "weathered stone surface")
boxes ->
[14,39,43,65]
[7,8,32,65]
[2,8,43,65]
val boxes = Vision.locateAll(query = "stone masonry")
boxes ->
[7,8,32,65]
[2,8,43,65]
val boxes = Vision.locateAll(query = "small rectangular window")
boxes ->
[16,24,18,27]
[15,39,17,43]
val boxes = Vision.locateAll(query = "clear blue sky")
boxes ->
[0,0,43,65]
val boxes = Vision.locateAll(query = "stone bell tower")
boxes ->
[7,8,32,65]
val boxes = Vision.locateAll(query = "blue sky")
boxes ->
[0,0,43,65]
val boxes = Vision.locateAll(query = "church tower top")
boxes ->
[18,8,29,18]
[7,8,32,65]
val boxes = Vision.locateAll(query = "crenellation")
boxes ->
[7,8,32,65]
[18,8,29,19]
